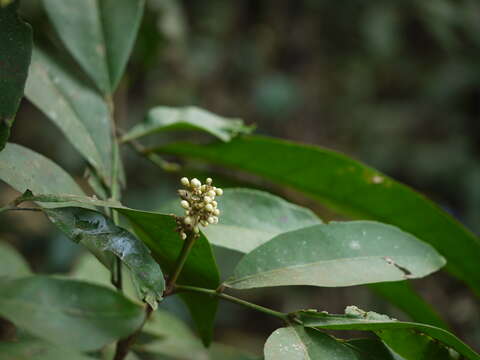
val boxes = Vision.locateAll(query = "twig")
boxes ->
[165,232,198,294]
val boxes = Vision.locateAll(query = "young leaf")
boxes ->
[119,209,220,346]
[0,1,32,151]
[297,306,480,360]
[121,106,253,143]
[0,143,86,200]
[0,338,96,360]
[156,135,480,295]
[25,47,113,184]
[0,276,145,351]
[42,0,145,94]
[202,188,322,253]
[226,221,445,289]
[44,207,165,308]
[264,326,359,360]
[0,241,31,277]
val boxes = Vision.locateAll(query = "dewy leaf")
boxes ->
[264,326,359,360]
[156,135,480,295]
[44,207,165,308]
[121,106,253,143]
[0,143,86,201]
[25,47,113,184]
[0,337,96,360]
[0,241,31,277]
[297,306,480,360]
[226,221,445,289]
[42,0,145,94]
[202,188,322,253]
[0,1,32,151]
[117,208,220,346]
[0,276,145,351]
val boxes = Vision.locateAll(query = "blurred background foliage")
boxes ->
[1,0,479,355]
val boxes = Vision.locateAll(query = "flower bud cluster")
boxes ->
[176,177,223,240]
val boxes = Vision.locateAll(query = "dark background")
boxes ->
[1,0,479,355]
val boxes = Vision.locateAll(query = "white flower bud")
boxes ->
[207,216,215,224]
[180,232,187,240]
[207,190,216,197]
[204,196,213,203]
[215,188,223,196]
[212,216,219,224]
[206,178,213,185]
[193,226,199,233]
[191,178,201,188]
[180,200,190,209]
[212,201,218,208]
[213,209,220,216]
[201,185,207,191]
[201,220,208,226]
[184,216,192,225]
[205,203,214,212]
[180,177,190,186]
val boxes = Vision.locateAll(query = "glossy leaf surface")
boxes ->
[0,1,32,150]
[44,207,165,308]
[119,208,220,346]
[25,48,113,184]
[0,276,145,351]
[0,241,31,277]
[156,135,480,295]
[264,326,359,360]
[122,106,253,143]
[298,306,480,360]
[226,221,445,289]
[42,0,145,93]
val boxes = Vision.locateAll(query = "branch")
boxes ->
[165,232,198,294]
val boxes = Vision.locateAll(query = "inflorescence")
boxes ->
[176,177,223,240]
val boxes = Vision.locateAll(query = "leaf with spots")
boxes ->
[25,47,113,184]
[0,0,32,150]
[42,0,145,94]
[264,326,360,360]
[121,106,253,143]
[155,135,480,296]
[44,207,165,308]
[297,306,480,360]
[225,221,445,289]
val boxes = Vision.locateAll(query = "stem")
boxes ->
[117,128,180,172]
[0,207,42,213]
[114,305,153,360]
[166,233,198,293]
[175,284,290,322]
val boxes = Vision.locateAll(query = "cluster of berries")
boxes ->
[176,177,223,239]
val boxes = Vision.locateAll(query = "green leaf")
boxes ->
[297,306,480,360]
[42,0,145,94]
[0,241,31,277]
[44,207,165,308]
[121,106,253,143]
[0,143,86,200]
[156,135,480,293]
[346,339,402,360]
[25,47,113,184]
[264,326,359,360]
[0,337,96,360]
[226,221,445,289]
[0,276,145,351]
[202,188,322,253]
[368,281,449,330]
[118,208,220,346]
[0,1,32,151]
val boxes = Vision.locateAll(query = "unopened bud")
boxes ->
[180,177,190,186]
[205,203,214,212]
[207,216,215,224]
[184,216,192,225]
[180,200,190,209]
[215,188,223,196]
[191,178,201,188]
[204,196,213,203]
[206,178,213,185]
[213,209,220,216]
